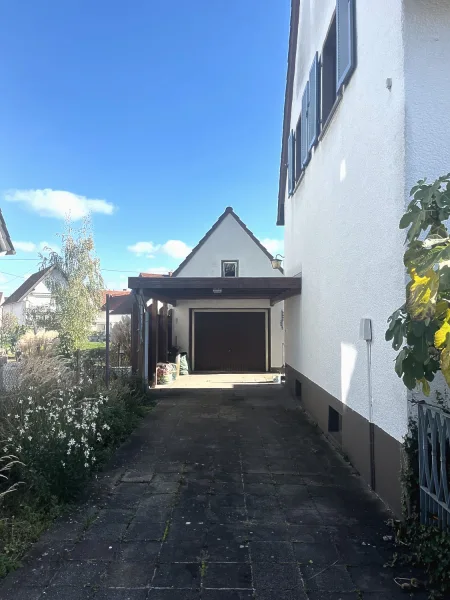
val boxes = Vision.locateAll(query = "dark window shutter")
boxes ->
[301,82,310,168]
[288,130,295,195]
[336,0,356,92]
[308,52,320,151]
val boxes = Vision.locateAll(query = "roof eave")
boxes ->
[277,0,301,227]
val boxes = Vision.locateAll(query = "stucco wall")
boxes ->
[172,299,284,370]
[404,0,450,191]
[2,301,26,324]
[284,0,408,441]
[176,213,284,278]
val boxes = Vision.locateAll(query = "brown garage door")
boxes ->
[194,311,266,372]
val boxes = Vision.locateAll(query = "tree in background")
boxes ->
[0,313,26,355]
[40,217,104,354]
[111,316,131,365]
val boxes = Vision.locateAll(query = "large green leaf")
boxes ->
[441,347,450,386]
[406,269,439,321]
[435,309,450,348]
[395,348,407,377]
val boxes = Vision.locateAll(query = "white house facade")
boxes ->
[2,266,64,325]
[277,0,450,515]
[171,207,285,373]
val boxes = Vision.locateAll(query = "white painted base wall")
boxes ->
[173,299,284,370]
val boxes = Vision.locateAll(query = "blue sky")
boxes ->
[0,1,289,295]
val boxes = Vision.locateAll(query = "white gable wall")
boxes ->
[176,214,283,278]
[173,213,285,370]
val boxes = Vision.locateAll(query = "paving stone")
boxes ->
[202,591,254,599]
[102,560,154,587]
[50,560,107,587]
[204,563,252,589]
[122,469,155,483]
[152,563,201,589]
[256,590,308,600]
[206,523,251,544]
[243,483,277,496]
[69,538,120,560]
[4,562,60,588]
[38,586,94,599]
[284,509,324,527]
[147,590,200,599]
[85,521,129,541]
[245,522,290,541]
[293,541,340,565]
[167,521,208,543]
[336,538,386,566]
[347,566,400,593]
[123,519,166,541]
[300,565,355,593]
[159,541,206,563]
[119,541,160,562]
[26,540,75,562]
[268,459,300,474]
[250,541,295,563]
[204,540,249,562]
[252,562,302,590]
[1,588,44,600]
[209,493,246,510]
[93,590,148,600]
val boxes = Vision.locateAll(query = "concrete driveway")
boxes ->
[1,382,418,599]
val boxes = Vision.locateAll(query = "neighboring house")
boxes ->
[277,0,450,515]
[0,210,15,256]
[94,291,133,335]
[2,266,64,325]
[170,207,285,372]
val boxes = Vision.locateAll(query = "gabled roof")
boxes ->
[277,0,300,226]
[172,206,283,276]
[0,209,15,255]
[101,291,133,315]
[3,266,55,305]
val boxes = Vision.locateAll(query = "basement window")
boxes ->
[222,261,239,278]
[321,14,337,127]
[328,405,341,433]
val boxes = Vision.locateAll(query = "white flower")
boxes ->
[19,428,25,435]
[84,462,89,468]
[14,415,20,419]
[61,461,65,467]
[27,436,32,441]
[3,447,8,453]
[7,437,12,442]
[102,424,110,431]
[28,396,32,402]
[68,438,76,447]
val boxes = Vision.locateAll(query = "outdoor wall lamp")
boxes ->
[271,254,284,270]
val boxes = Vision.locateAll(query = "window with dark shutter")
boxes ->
[307,52,320,151]
[295,115,302,182]
[336,0,356,92]
[288,130,295,196]
[321,14,337,127]
[301,83,310,168]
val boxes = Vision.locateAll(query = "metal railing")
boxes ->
[418,403,450,530]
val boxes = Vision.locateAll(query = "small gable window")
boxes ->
[222,261,239,278]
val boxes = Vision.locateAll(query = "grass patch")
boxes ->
[78,341,106,350]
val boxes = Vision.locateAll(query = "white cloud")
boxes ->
[11,240,60,254]
[261,238,284,256]
[161,240,192,260]
[5,188,115,220]
[127,241,160,258]
[13,241,37,253]
[127,239,192,261]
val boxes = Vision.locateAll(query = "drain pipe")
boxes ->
[361,318,376,490]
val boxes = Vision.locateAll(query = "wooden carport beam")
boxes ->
[129,276,299,290]
[270,281,303,306]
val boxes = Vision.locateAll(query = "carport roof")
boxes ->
[128,276,301,306]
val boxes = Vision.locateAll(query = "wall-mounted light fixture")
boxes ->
[271,254,284,270]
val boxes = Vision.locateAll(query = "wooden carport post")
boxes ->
[149,300,159,387]
[159,303,169,363]
[131,293,139,375]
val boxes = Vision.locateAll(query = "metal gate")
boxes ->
[418,404,450,530]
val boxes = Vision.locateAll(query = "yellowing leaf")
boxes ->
[435,310,450,348]
[406,268,439,321]
[418,378,431,396]
[441,347,450,386]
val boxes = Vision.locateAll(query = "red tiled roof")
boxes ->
[101,290,133,315]
[139,272,171,278]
